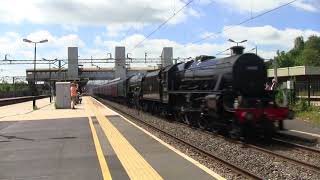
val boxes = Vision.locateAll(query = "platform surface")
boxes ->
[283,119,320,139]
[0,97,223,180]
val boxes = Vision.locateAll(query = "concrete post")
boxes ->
[68,47,79,80]
[308,77,311,106]
[58,60,62,81]
[114,46,126,79]
[161,47,173,67]
[273,58,278,82]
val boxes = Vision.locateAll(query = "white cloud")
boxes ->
[293,0,318,12]
[199,31,217,39]
[105,23,146,37]
[86,25,320,61]
[86,32,281,64]
[25,30,85,49]
[62,24,79,32]
[0,0,197,25]
[2,25,320,76]
[91,33,229,58]
[3,25,320,61]
[85,24,320,61]
[222,25,320,50]
[0,30,85,61]
[0,0,202,38]
[213,0,318,13]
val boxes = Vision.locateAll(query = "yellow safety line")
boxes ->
[86,105,112,180]
[86,97,163,180]
[92,97,226,180]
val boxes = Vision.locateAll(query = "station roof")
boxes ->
[268,66,320,77]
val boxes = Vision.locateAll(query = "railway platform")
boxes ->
[0,96,223,180]
[280,119,320,141]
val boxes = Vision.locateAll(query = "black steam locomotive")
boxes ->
[93,46,293,139]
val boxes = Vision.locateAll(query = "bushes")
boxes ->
[292,99,320,125]
[274,88,320,125]
[0,83,31,98]
[275,89,295,107]
[292,99,310,112]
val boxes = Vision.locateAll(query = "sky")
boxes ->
[0,0,319,76]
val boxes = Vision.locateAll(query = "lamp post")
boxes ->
[249,46,258,55]
[228,39,247,46]
[23,38,48,109]
[145,52,147,63]
[43,58,57,103]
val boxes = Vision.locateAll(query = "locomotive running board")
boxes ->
[168,91,220,94]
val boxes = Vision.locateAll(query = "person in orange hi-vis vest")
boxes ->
[70,82,78,109]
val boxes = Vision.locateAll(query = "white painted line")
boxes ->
[289,129,320,138]
[93,98,226,180]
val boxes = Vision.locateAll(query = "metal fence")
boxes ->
[0,76,31,98]
[295,80,320,97]
[293,80,320,106]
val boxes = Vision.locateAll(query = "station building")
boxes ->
[268,66,320,105]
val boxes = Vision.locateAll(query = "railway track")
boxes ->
[166,116,320,173]
[95,97,320,179]
[95,97,262,180]
[178,123,320,173]
[161,105,320,173]
[272,138,320,154]
[246,140,320,172]
[0,95,49,106]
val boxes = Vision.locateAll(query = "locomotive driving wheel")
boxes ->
[197,115,209,130]
[261,119,275,142]
[183,112,200,127]
[183,113,193,126]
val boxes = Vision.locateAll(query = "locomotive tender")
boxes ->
[94,46,293,139]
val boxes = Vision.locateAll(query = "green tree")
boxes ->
[272,35,320,67]
[305,35,320,50]
[294,36,304,51]
[298,48,320,66]
[275,50,295,67]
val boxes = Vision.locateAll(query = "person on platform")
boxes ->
[265,82,271,91]
[70,82,78,109]
[270,79,277,90]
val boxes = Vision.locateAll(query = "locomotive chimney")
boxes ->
[230,46,245,55]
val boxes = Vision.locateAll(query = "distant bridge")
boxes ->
[26,67,158,82]
[25,46,175,84]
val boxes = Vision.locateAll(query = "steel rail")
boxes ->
[246,142,320,172]
[175,122,320,173]
[272,138,320,153]
[177,121,320,172]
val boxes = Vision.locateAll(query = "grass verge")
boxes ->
[292,100,320,126]
[295,107,320,126]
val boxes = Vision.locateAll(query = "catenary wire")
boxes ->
[132,0,195,50]
[191,0,298,44]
